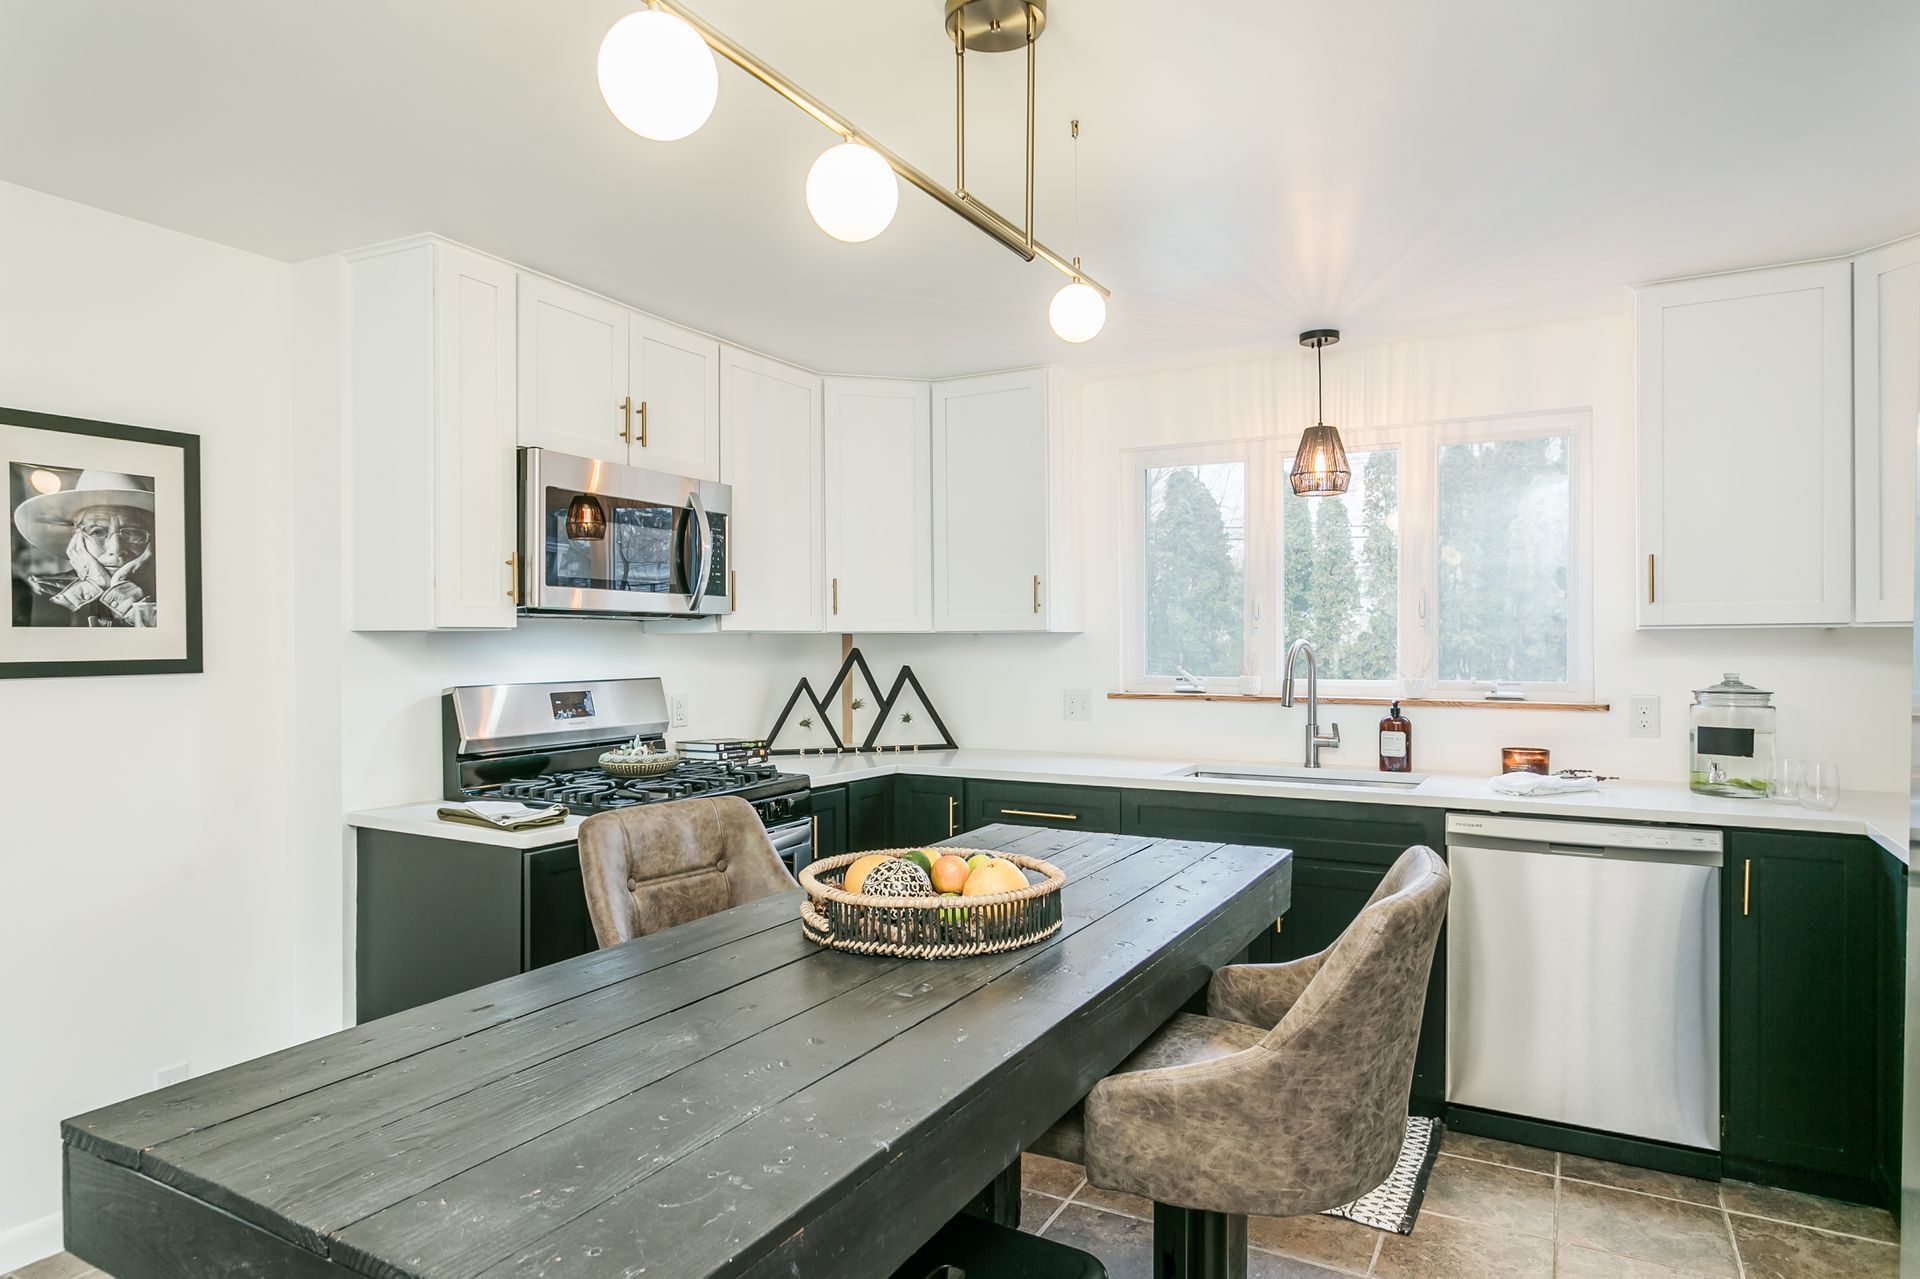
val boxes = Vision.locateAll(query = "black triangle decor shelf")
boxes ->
[766,647,956,755]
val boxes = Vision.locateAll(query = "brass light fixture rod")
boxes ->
[651,0,1109,298]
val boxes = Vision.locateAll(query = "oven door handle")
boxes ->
[685,489,713,615]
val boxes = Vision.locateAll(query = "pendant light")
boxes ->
[1289,329,1350,497]
[1049,120,1105,343]
[566,493,609,541]
[806,141,899,242]
[597,8,719,142]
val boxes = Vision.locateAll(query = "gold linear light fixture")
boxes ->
[596,0,1109,342]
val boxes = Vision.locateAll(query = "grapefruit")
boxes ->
[844,854,892,895]
[962,859,1027,897]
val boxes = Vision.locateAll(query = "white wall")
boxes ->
[862,315,1913,792]
[0,182,301,1264]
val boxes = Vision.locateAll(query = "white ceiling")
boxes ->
[1,1,1916,378]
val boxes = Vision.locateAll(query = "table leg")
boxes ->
[1153,1202,1249,1279]
[962,1157,1023,1229]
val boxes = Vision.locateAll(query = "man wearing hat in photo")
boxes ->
[11,469,157,628]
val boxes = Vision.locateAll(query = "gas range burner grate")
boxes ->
[477,762,799,815]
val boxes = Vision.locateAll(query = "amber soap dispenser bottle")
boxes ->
[1379,700,1412,772]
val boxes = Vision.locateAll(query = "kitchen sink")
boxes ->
[1173,765,1427,790]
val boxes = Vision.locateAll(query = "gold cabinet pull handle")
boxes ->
[639,399,649,448]
[1033,574,1041,614]
[619,396,633,443]
[1648,553,1656,605]
[1001,808,1076,821]
[947,794,957,837]
[505,552,519,604]
[1742,858,1751,917]
[729,569,737,612]
[831,577,839,615]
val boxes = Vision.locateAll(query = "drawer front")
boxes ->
[1121,790,1442,868]
[964,780,1121,833]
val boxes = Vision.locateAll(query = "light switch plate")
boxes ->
[1063,690,1092,723]
[1627,694,1660,738]
[670,693,690,728]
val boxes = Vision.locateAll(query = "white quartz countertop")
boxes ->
[348,748,1911,863]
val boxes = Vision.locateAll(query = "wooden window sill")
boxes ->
[1108,692,1611,712]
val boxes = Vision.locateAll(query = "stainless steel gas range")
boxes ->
[442,676,811,859]
[355,677,811,1025]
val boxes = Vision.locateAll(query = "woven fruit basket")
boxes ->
[798,848,1066,958]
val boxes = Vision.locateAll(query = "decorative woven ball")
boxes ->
[860,858,934,899]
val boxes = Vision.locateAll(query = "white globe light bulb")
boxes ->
[805,143,899,242]
[597,10,719,142]
[1049,281,1107,343]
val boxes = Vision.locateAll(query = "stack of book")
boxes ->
[677,737,771,764]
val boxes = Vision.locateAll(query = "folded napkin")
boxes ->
[437,800,569,831]
[1489,771,1599,797]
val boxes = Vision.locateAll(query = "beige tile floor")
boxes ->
[11,1136,1901,1278]
[1017,1134,1900,1279]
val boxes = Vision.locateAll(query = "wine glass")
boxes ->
[1799,763,1840,812]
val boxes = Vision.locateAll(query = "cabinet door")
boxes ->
[933,370,1050,631]
[718,346,824,632]
[963,780,1120,833]
[1635,262,1853,627]
[517,274,629,464]
[1854,238,1920,625]
[1725,832,1884,1194]
[811,786,849,860]
[433,244,519,629]
[524,844,598,970]
[847,777,896,852]
[631,312,722,481]
[894,775,964,846]
[825,378,933,631]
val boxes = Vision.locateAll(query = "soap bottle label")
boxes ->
[1381,731,1408,759]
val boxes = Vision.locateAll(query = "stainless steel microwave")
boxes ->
[517,448,731,618]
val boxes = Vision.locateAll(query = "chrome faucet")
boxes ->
[1280,639,1341,767]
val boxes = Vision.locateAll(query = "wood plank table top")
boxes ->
[62,826,1292,1279]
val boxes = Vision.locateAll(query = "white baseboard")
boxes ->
[0,1210,62,1272]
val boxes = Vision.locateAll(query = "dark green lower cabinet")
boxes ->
[847,776,895,852]
[1723,831,1901,1206]
[1119,792,1447,1113]
[811,785,848,860]
[964,779,1121,833]
[894,774,966,846]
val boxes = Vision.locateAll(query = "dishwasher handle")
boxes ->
[1452,838,1724,869]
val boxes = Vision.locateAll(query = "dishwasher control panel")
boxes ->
[1446,812,1723,853]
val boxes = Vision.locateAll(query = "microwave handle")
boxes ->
[685,489,713,614]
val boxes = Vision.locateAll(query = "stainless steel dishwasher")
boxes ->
[1446,813,1723,1150]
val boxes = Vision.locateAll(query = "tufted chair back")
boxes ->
[577,795,797,947]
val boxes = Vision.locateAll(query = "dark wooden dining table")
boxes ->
[62,824,1292,1279]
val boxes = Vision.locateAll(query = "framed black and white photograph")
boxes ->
[2,405,201,678]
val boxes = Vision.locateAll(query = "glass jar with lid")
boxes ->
[1689,673,1775,797]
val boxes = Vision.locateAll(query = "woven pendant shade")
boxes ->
[1289,328,1351,496]
[1289,422,1351,496]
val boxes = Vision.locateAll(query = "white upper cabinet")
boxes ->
[932,368,1080,632]
[1635,261,1853,628]
[346,238,518,630]
[630,311,721,480]
[824,378,932,632]
[719,346,824,632]
[1853,236,1920,625]
[517,274,629,464]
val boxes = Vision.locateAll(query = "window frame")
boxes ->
[1120,440,1269,691]
[1121,409,1593,701]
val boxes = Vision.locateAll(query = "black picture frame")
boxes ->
[1,405,203,679]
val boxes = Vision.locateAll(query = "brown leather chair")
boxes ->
[1034,846,1450,1279]
[577,795,798,947]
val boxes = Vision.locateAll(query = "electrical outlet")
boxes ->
[154,1061,191,1088]
[1628,694,1660,739]
[1063,689,1092,722]
[670,692,690,728]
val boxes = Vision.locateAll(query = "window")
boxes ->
[1124,412,1589,699]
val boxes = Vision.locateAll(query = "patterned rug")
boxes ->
[1319,1115,1442,1234]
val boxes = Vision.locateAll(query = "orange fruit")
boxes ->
[962,859,1027,897]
